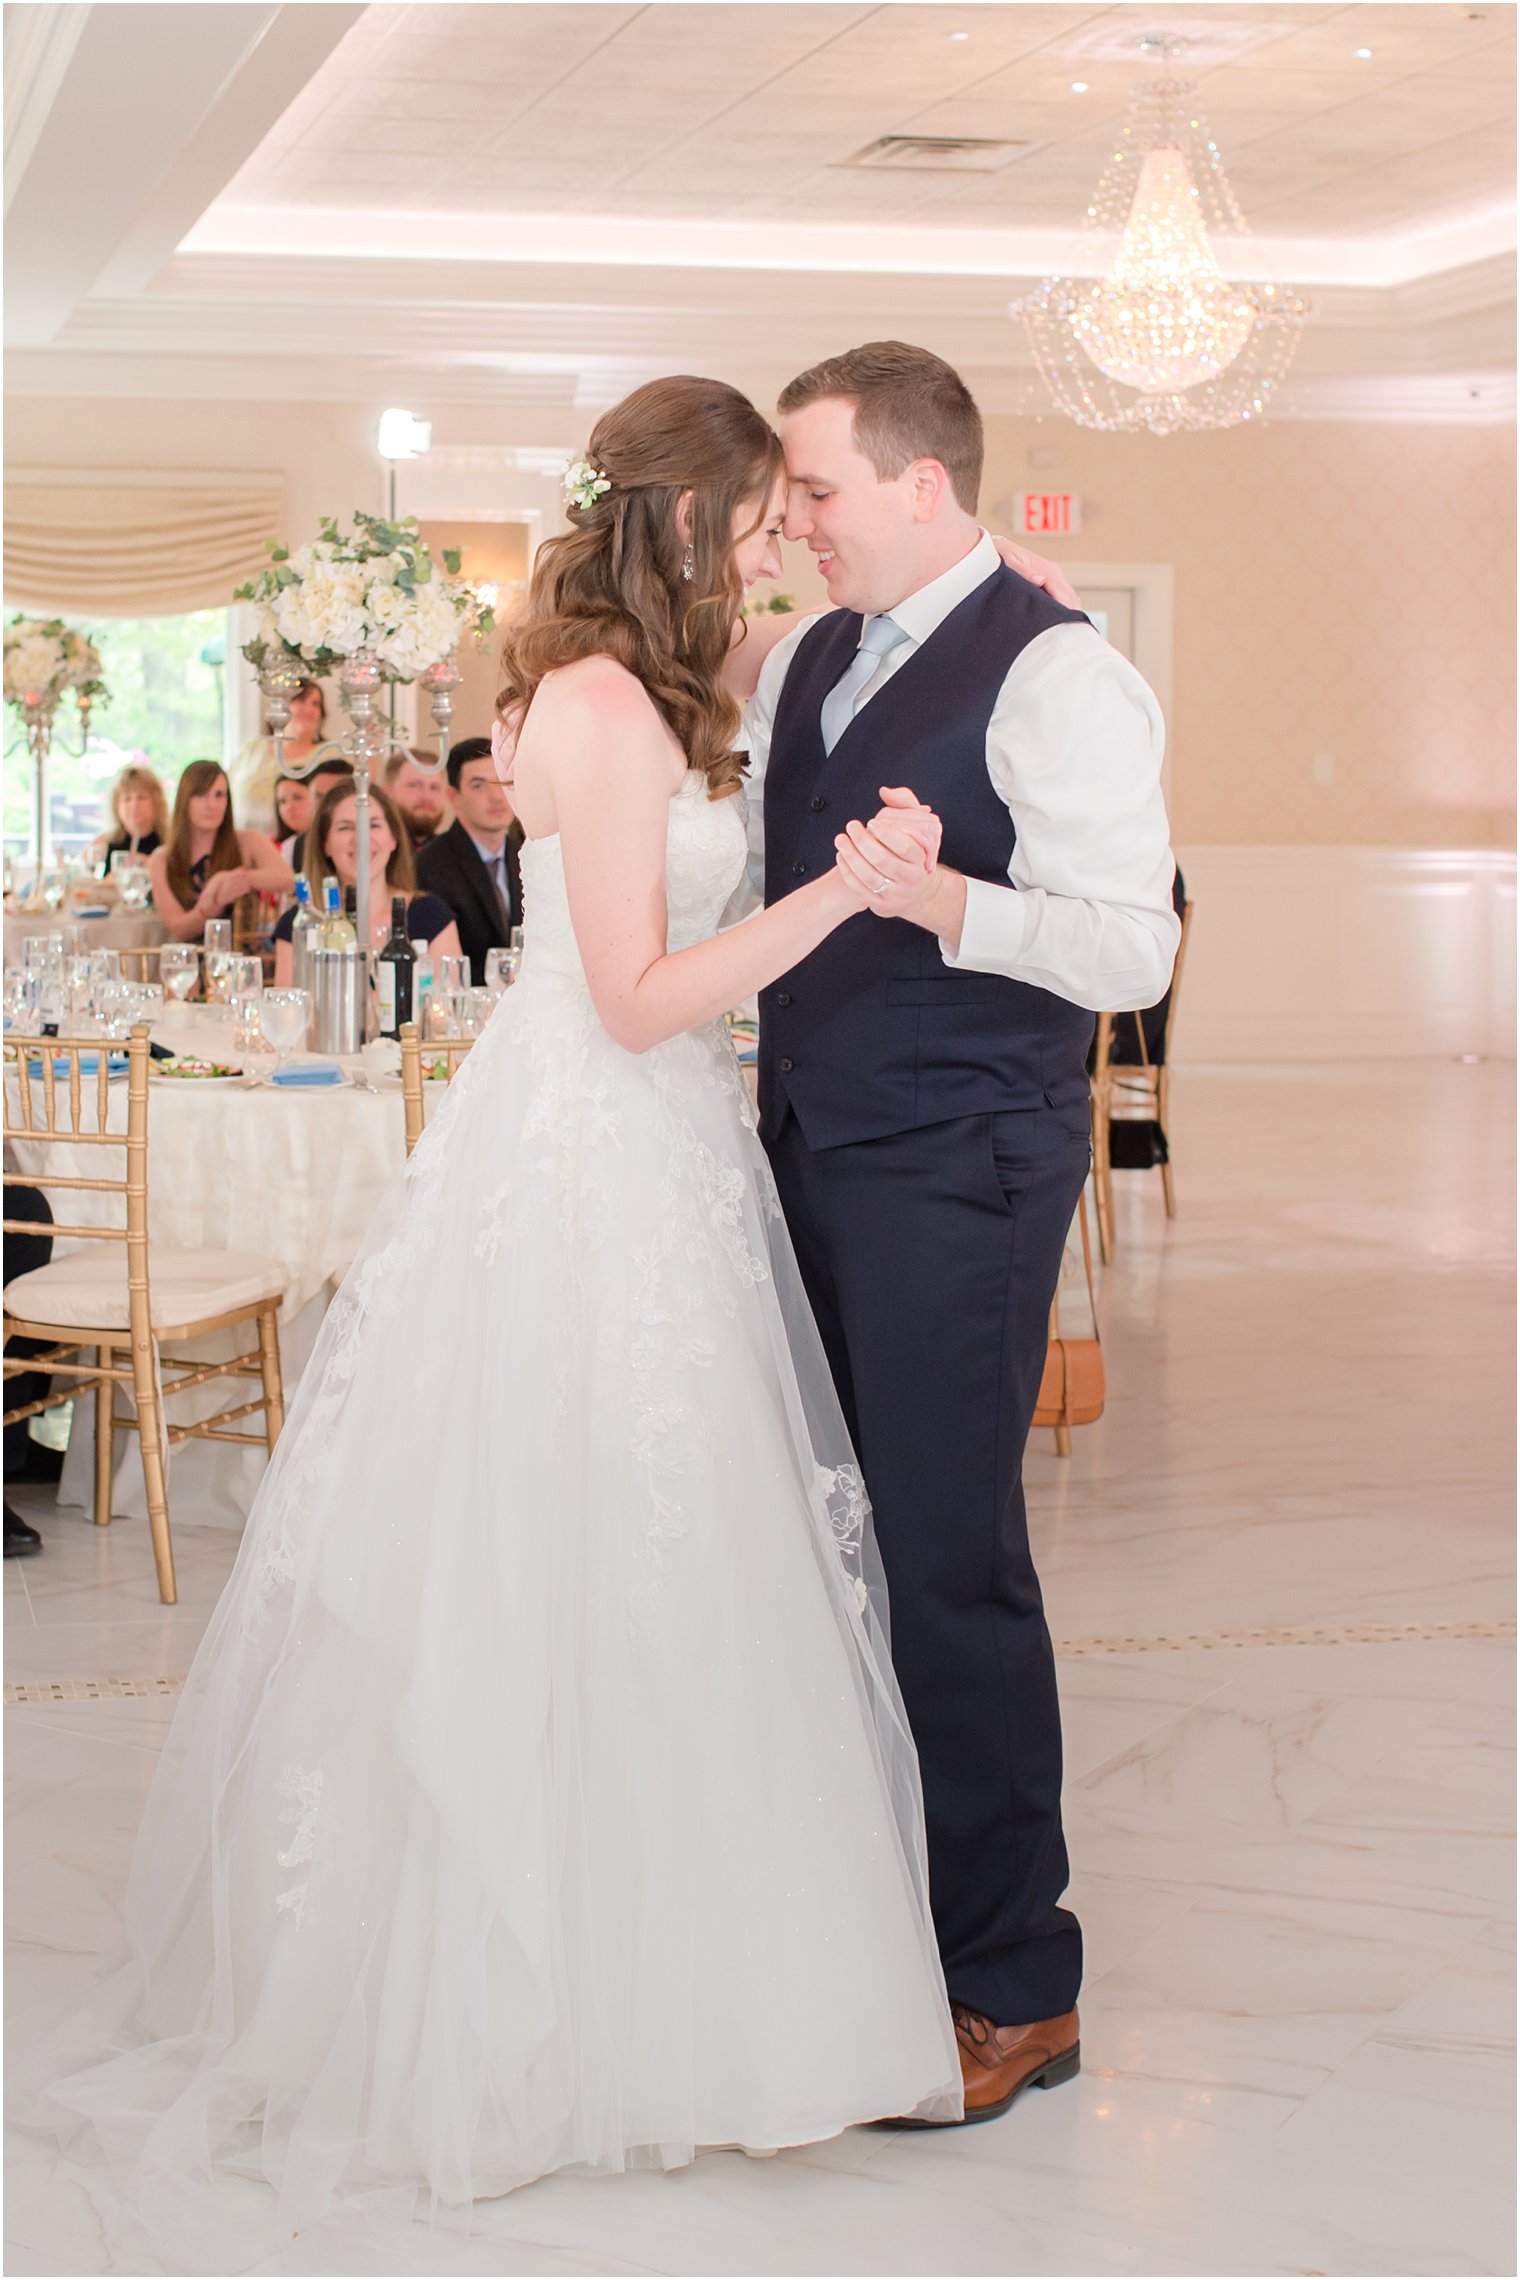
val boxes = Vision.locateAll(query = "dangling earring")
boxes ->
[682,544,695,583]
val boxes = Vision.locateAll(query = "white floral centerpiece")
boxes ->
[4,616,109,873]
[3,616,107,720]
[235,511,494,680]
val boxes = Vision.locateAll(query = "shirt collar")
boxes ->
[465,828,507,866]
[872,529,999,652]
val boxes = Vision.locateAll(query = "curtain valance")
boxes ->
[3,477,283,616]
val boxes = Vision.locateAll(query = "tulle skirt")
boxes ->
[17,966,960,2266]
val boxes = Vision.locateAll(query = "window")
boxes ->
[4,608,227,857]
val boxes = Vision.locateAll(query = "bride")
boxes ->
[21,377,961,2258]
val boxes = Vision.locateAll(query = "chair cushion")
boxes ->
[4,1247,286,1332]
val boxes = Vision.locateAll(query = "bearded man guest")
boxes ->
[730,341,1179,2125]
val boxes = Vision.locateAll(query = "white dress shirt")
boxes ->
[467,829,514,926]
[741,530,1180,1014]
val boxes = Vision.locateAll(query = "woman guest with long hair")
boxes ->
[148,761,292,943]
[228,676,327,836]
[271,779,461,982]
[90,763,169,877]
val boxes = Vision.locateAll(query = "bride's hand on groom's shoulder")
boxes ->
[991,535,1081,611]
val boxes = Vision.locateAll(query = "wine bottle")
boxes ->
[376,896,415,1038]
[289,877,320,998]
[320,876,356,950]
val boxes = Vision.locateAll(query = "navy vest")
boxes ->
[759,564,1095,1149]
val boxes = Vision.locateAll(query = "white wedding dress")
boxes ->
[23,770,960,2264]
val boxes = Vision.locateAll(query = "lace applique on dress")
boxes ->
[274,1764,325,1928]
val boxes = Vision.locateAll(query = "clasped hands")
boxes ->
[832,787,948,927]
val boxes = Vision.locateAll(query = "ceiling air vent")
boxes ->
[842,135,1029,174]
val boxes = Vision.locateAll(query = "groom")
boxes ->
[743,341,1178,2121]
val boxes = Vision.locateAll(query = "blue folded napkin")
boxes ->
[269,1062,344,1089]
[25,1051,129,1078]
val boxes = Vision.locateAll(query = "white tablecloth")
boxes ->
[4,905,168,953]
[6,1008,416,1528]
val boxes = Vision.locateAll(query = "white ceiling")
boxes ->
[4,1,1516,422]
[211,1,1518,241]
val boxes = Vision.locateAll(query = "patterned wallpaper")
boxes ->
[979,416,1517,852]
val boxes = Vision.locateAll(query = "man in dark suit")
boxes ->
[415,735,524,984]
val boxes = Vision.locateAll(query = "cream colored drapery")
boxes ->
[3,477,283,616]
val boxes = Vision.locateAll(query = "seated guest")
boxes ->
[229,677,327,837]
[276,754,355,868]
[149,761,292,943]
[272,780,461,982]
[415,734,523,985]
[273,770,315,859]
[384,747,449,852]
[91,762,169,877]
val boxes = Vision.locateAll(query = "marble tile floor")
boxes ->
[5,1064,1514,2276]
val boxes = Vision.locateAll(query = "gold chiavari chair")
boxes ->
[2,1024,289,1604]
[117,944,164,982]
[398,1021,476,1159]
[1089,900,1194,1261]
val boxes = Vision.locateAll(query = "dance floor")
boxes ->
[6,1061,1514,2277]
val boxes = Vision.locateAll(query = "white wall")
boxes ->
[1172,848,1516,1062]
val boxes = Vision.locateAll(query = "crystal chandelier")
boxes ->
[1013,54,1309,435]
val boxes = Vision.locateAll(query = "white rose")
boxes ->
[4,632,65,705]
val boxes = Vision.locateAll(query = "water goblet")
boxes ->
[160,945,200,1005]
[259,988,309,1076]
[94,980,129,1040]
[458,987,496,1039]
[4,968,40,1034]
[112,852,152,910]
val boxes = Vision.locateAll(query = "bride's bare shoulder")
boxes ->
[532,654,660,733]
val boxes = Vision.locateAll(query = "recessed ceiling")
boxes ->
[4,1,1514,420]
[206,2,1516,241]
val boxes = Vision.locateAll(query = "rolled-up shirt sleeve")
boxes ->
[940,624,1180,1012]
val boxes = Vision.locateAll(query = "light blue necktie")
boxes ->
[820,615,908,756]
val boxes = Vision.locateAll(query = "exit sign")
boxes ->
[1011,492,1082,538]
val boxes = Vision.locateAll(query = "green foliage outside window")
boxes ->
[3,609,226,854]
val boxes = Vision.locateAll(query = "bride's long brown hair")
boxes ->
[497,377,783,800]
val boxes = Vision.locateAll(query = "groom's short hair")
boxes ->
[778,342,983,513]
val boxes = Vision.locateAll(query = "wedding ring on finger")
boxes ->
[870,872,891,894]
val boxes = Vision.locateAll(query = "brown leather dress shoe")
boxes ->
[881,2004,1080,2129]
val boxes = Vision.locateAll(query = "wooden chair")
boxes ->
[398,1021,476,1159]
[2,1024,288,1603]
[1090,900,1194,1262]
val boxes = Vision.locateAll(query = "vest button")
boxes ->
[776,992,791,1008]
[779,1057,795,1073]
[810,796,826,812]
[792,860,807,876]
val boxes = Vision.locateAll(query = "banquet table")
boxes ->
[5,1005,424,1528]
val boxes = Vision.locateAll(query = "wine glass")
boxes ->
[40,869,66,912]
[229,956,264,1052]
[435,953,465,1029]
[112,851,152,910]
[203,919,234,1004]
[160,945,200,1004]
[259,988,309,1076]
[484,947,513,996]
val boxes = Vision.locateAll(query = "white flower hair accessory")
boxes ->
[563,458,612,513]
